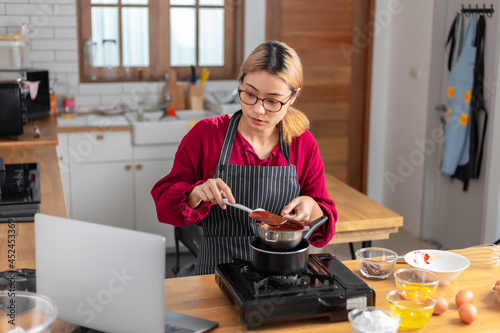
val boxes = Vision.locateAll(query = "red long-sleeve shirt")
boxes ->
[151,113,337,247]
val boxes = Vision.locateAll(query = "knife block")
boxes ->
[187,84,204,110]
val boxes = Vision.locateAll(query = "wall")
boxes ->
[0,0,265,111]
[370,0,500,245]
[368,0,435,238]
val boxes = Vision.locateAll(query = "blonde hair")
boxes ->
[238,41,309,144]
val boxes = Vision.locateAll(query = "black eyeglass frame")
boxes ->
[237,89,296,113]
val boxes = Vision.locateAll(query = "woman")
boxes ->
[151,41,337,275]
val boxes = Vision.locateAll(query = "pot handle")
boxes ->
[302,216,328,240]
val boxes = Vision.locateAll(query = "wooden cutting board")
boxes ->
[166,69,185,109]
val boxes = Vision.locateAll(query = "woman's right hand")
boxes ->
[187,178,235,209]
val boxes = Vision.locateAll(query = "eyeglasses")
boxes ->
[238,89,296,112]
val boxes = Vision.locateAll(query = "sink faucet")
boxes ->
[160,73,172,120]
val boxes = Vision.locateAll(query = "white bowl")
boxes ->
[404,249,469,285]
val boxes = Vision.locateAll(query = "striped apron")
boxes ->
[195,110,300,275]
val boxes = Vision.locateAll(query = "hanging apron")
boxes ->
[452,14,488,191]
[441,15,478,176]
[195,111,301,275]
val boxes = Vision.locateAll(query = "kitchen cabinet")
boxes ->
[133,145,177,249]
[57,130,178,249]
[70,161,135,229]
[56,133,71,217]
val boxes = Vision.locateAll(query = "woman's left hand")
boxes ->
[281,196,323,223]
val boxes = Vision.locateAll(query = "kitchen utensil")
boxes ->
[0,291,58,332]
[168,69,185,109]
[348,307,401,333]
[448,244,500,268]
[386,289,436,330]
[403,249,469,285]
[218,88,238,104]
[257,215,327,250]
[251,238,310,275]
[251,216,328,274]
[356,247,398,280]
[394,267,440,296]
[398,244,500,268]
[189,65,196,84]
[200,68,210,85]
[215,254,376,330]
[222,198,286,226]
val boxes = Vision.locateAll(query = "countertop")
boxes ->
[0,116,58,146]
[164,260,500,332]
[0,116,67,270]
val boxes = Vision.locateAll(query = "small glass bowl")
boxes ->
[355,247,398,280]
[0,291,58,332]
[348,307,401,333]
[386,289,436,330]
[394,267,440,296]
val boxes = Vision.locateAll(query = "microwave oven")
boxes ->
[0,78,26,137]
[0,69,51,120]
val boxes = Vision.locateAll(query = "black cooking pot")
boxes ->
[251,216,328,275]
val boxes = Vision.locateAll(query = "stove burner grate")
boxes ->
[236,259,337,298]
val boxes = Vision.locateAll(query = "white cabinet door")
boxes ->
[134,159,175,249]
[69,162,135,229]
[57,133,71,217]
[67,131,132,165]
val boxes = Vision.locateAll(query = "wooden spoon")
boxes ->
[222,198,287,226]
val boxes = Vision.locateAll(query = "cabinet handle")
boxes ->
[136,164,143,170]
[125,164,132,171]
[96,134,104,140]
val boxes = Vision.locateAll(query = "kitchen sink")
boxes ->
[125,109,218,145]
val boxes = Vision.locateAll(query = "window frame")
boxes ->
[77,0,244,83]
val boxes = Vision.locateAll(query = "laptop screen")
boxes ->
[35,214,166,333]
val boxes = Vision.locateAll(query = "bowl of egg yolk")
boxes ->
[394,267,440,296]
[386,289,436,330]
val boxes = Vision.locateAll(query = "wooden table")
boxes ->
[164,260,500,332]
[321,173,403,250]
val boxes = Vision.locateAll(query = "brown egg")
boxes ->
[455,289,474,307]
[494,280,500,291]
[458,303,477,324]
[433,297,449,315]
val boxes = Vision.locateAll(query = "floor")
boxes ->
[164,228,440,278]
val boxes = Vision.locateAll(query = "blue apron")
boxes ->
[441,15,477,176]
[195,111,301,275]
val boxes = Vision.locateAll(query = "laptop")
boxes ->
[34,213,218,333]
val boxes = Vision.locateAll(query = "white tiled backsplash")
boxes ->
[0,0,240,113]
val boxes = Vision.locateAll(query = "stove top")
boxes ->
[0,160,40,205]
[215,253,375,330]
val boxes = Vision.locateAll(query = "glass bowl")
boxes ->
[348,307,401,333]
[386,289,436,330]
[355,247,398,280]
[0,291,57,333]
[394,267,440,296]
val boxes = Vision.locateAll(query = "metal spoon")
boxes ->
[222,198,287,226]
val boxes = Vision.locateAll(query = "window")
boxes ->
[78,0,243,82]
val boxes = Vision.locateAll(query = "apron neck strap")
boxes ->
[216,110,291,172]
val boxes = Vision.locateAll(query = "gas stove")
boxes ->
[215,253,375,330]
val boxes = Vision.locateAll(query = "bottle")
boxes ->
[49,89,57,116]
